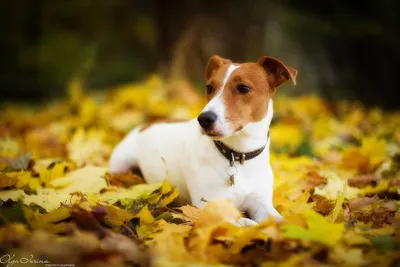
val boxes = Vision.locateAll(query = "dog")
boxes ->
[109,55,297,225]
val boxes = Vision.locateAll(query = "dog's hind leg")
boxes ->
[109,128,140,174]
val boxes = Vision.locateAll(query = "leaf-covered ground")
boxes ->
[0,76,399,267]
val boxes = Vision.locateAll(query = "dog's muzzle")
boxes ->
[197,111,217,131]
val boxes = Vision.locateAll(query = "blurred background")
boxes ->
[0,0,399,109]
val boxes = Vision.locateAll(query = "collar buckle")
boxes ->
[230,152,235,167]
[240,153,246,164]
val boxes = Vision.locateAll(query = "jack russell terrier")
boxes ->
[109,55,297,225]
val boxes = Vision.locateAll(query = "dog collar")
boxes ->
[213,131,269,165]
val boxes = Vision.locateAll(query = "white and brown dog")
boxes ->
[109,55,297,225]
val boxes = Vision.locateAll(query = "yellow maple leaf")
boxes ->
[98,182,162,206]
[314,171,360,200]
[39,162,66,185]
[161,190,179,206]
[360,136,387,166]
[1,166,108,211]
[11,171,41,191]
[7,188,72,212]
[104,205,135,227]
[28,179,40,191]
[326,183,346,223]
[282,209,345,246]
[137,205,155,225]
[26,207,72,234]
[48,165,107,194]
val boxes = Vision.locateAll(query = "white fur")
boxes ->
[109,99,282,224]
[201,64,239,136]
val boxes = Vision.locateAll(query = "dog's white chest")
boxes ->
[179,134,271,210]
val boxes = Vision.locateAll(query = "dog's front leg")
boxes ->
[244,193,283,223]
[244,167,283,223]
[250,202,283,223]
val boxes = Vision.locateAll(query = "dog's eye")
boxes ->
[237,84,250,94]
[206,85,213,95]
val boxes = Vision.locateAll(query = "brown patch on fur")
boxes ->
[205,63,231,102]
[205,55,232,80]
[258,56,298,93]
[222,63,272,130]
[139,119,188,132]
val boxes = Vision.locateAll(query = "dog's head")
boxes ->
[197,55,297,139]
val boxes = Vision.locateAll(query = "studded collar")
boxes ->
[213,132,269,165]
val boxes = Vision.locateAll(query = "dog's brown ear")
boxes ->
[258,56,297,91]
[205,55,232,80]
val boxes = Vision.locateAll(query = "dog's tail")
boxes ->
[109,128,140,174]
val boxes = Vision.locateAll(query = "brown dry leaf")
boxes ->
[349,196,380,211]
[0,173,17,189]
[177,205,201,221]
[312,195,335,215]
[347,196,397,226]
[341,147,371,173]
[348,174,381,188]
[106,171,145,188]
[300,169,327,191]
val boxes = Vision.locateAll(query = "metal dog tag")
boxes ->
[226,152,238,186]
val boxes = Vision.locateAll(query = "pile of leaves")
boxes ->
[0,76,399,266]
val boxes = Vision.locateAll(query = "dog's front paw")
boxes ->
[253,206,284,223]
[230,217,258,227]
[268,207,283,223]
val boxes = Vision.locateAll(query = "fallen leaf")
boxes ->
[314,171,360,200]
[104,205,135,228]
[326,183,346,223]
[360,136,387,166]
[348,174,381,188]
[106,171,145,188]
[48,165,108,194]
[282,209,345,246]
[0,173,17,189]
[178,205,201,221]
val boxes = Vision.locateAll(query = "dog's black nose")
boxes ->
[198,111,217,130]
